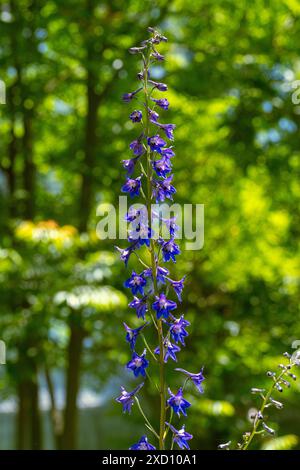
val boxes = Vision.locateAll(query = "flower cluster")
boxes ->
[115,27,205,450]
[218,350,299,450]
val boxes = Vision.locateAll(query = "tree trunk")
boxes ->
[62,322,85,449]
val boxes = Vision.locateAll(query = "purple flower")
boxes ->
[129,46,147,54]
[165,423,193,450]
[125,206,148,224]
[152,293,177,319]
[152,157,172,178]
[157,266,169,284]
[160,238,180,262]
[175,367,205,394]
[168,276,186,301]
[122,87,142,103]
[149,80,168,91]
[151,51,165,61]
[122,157,138,175]
[169,315,190,345]
[161,147,175,158]
[124,271,147,295]
[155,122,176,140]
[152,176,176,202]
[130,139,145,156]
[115,243,137,266]
[151,98,169,110]
[128,224,153,247]
[127,350,149,377]
[148,108,159,123]
[130,110,143,123]
[123,322,148,350]
[121,176,142,198]
[167,387,191,417]
[129,296,148,320]
[155,338,180,362]
[116,382,144,413]
[147,134,166,151]
[129,435,156,450]
[164,216,179,236]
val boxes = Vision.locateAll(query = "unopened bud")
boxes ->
[218,441,231,450]
[275,383,283,392]
[280,379,290,388]
[269,397,283,409]
[262,422,275,435]
[287,372,297,381]
[251,388,265,394]
[283,352,291,358]
[267,371,275,377]
[257,411,264,420]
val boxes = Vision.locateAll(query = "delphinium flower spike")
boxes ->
[115,27,205,450]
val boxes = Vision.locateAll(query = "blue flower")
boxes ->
[160,238,180,262]
[127,350,149,377]
[122,87,142,102]
[169,315,190,345]
[175,367,205,394]
[121,176,142,198]
[157,266,169,284]
[128,224,153,247]
[152,176,176,202]
[155,338,180,362]
[154,122,175,140]
[115,243,137,266]
[151,97,169,110]
[151,51,164,61]
[165,423,193,450]
[129,435,156,450]
[147,134,166,151]
[152,293,177,319]
[122,157,138,176]
[123,322,148,350]
[167,387,191,417]
[168,276,186,301]
[152,157,172,178]
[116,382,144,413]
[130,139,145,156]
[161,147,175,158]
[130,110,143,122]
[164,216,179,237]
[124,271,147,295]
[148,108,159,122]
[129,296,148,320]
[149,80,168,91]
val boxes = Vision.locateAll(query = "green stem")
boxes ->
[143,47,166,450]
[135,397,159,440]
[241,369,286,450]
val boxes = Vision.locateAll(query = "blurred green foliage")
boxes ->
[0,0,299,450]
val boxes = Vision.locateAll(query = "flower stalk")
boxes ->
[115,27,205,451]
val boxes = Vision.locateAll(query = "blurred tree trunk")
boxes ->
[62,5,101,444]
[10,0,41,450]
[17,362,41,450]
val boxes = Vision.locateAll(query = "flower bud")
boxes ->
[262,422,275,435]
[269,397,283,409]
[280,379,290,388]
[266,371,275,377]
[218,441,231,450]
[287,372,297,381]
[275,383,283,392]
[283,352,291,358]
[251,387,265,394]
